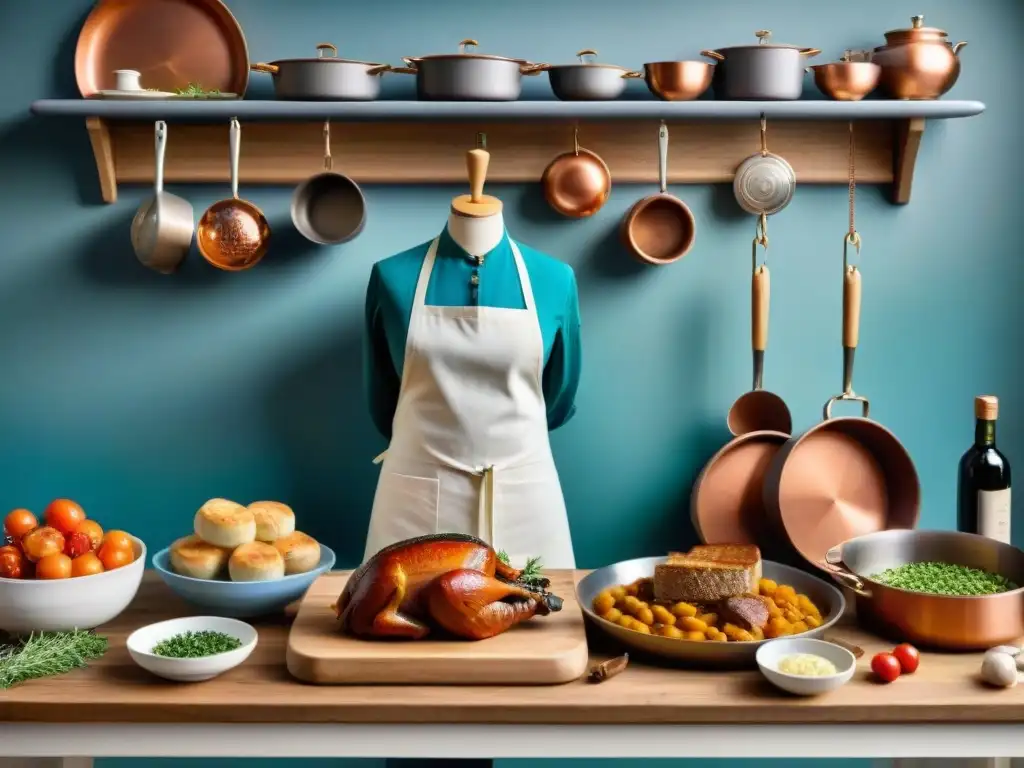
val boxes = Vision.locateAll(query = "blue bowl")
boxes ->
[152,543,337,618]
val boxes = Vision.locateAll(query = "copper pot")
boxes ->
[541,127,611,218]
[872,15,966,100]
[825,529,1024,651]
[642,61,714,101]
[809,51,881,101]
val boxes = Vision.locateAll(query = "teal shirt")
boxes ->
[364,226,582,440]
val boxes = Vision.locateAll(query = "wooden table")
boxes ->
[1,572,1022,766]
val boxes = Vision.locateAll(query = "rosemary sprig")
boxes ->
[174,82,221,97]
[0,630,108,689]
[497,550,547,587]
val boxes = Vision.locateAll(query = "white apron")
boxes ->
[363,236,576,569]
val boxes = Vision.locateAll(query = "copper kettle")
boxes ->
[872,15,966,100]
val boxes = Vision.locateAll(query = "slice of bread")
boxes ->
[653,544,762,604]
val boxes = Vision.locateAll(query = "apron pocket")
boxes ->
[371,472,440,544]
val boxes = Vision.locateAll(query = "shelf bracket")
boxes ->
[892,117,925,205]
[86,117,117,204]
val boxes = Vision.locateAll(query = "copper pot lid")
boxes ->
[265,43,385,68]
[546,49,631,71]
[883,15,949,43]
[404,38,528,64]
[708,29,818,53]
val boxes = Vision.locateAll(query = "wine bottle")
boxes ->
[957,395,1012,543]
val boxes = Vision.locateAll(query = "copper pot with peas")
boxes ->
[824,529,1024,651]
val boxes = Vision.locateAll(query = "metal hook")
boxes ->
[323,120,332,172]
[753,213,769,271]
[843,230,861,272]
[573,123,580,156]
[759,113,768,157]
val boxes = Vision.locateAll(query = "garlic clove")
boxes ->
[986,645,1022,658]
[980,652,1018,688]
[1017,654,1024,673]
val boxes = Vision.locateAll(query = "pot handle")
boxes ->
[459,38,479,54]
[800,48,822,57]
[316,43,339,59]
[700,49,725,62]
[621,70,645,79]
[821,549,872,598]
[576,49,598,64]
[250,62,279,74]
[520,62,548,76]
[366,64,392,76]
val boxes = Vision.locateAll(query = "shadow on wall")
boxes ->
[262,328,382,566]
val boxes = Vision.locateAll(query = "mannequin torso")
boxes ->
[446,210,505,258]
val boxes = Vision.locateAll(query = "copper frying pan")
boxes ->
[727,230,792,436]
[761,240,920,569]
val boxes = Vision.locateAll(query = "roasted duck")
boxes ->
[335,533,563,641]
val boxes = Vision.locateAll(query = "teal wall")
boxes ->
[1,0,1020,766]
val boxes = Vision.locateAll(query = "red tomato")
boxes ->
[64,531,93,559]
[44,499,87,536]
[892,643,920,674]
[99,545,134,571]
[0,545,25,579]
[3,508,38,539]
[101,530,133,552]
[871,652,901,683]
[21,526,65,563]
[71,552,105,578]
[36,553,73,580]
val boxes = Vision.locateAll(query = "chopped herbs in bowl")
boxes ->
[153,630,242,658]
[127,617,257,682]
[871,562,1018,596]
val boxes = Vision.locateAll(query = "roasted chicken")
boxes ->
[334,533,563,641]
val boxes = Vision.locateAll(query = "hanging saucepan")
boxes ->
[541,125,611,218]
[533,49,642,101]
[734,115,795,216]
[197,118,272,271]
[621,122,696,265]
[291,121,366,245]
[250,43,390,101]
[390,39,543,101]
[702,30,820,100]
[761,243,920,569]
[131,121,194,275]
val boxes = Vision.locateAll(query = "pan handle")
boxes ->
[658,121,668,195]
[824,253,869,420]
[249,63,279,75]
[229,118,241,201]
[821,554,872,598]
[751,264,769,389]
[700,49,725,61]
[153,121,167,195]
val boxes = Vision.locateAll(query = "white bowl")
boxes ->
[0,536,146,634]
[127,616,257,682]
[756,637,856,696]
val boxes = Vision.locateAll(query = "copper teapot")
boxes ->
[872,15,966,99]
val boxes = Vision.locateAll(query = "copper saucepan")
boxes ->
[541,125,611,218]
[197,118,271,271]
[762,241,920,567]
[621,122,696,265]
[823,529,1024,650]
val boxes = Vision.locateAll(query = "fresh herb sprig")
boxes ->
[497,550,547,588]
[0,630,108,689]
[871,561,1017,596]
[152,630,241,658]
[174,82,222,97]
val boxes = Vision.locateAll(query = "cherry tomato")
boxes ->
[99,545,134,571]
[44,499,87,536]
[892,643,920,674]
[101,530,133,553]
[3,508,38,539]
[64,531,93,559]
[75,519,104,551]
[0,545,26,579]
[871,652,901,683]
[71,552,105,578]
[36,552,73,579]
[21,526,65,563]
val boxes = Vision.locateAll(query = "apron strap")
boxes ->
[478,465,496,546]
[410,237,441,320]
[508,240,537,313]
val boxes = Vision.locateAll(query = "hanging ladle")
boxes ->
[727,213,793,436]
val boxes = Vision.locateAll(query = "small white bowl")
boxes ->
[756,637,856,696]
[127,616,257,682]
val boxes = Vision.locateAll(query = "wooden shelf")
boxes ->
[31,99,985,205]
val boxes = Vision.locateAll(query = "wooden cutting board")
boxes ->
[286,570,589,685]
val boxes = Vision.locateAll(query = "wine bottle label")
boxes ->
[978,488,1012,544]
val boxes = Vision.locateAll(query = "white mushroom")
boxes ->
[986,645,1021,658]
[980,652,1018,688]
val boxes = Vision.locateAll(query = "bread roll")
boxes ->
[273,531,321,575]
[169,535,232,580]
[194,498,255,548]
[229,541,285,582]
[248,501,296,543]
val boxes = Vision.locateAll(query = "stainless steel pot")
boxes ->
[131,121,194,274]
[250,43,390,101]
[291,121,366,245]
[702,30,820,100]
[824,529,1024,651]
[536,49,641,101]
[392,38,542,101]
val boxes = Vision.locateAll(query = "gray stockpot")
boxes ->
[250,43,390,101]
[392,39,542,101]
[538,49,642,101]
[702,30,820,100]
